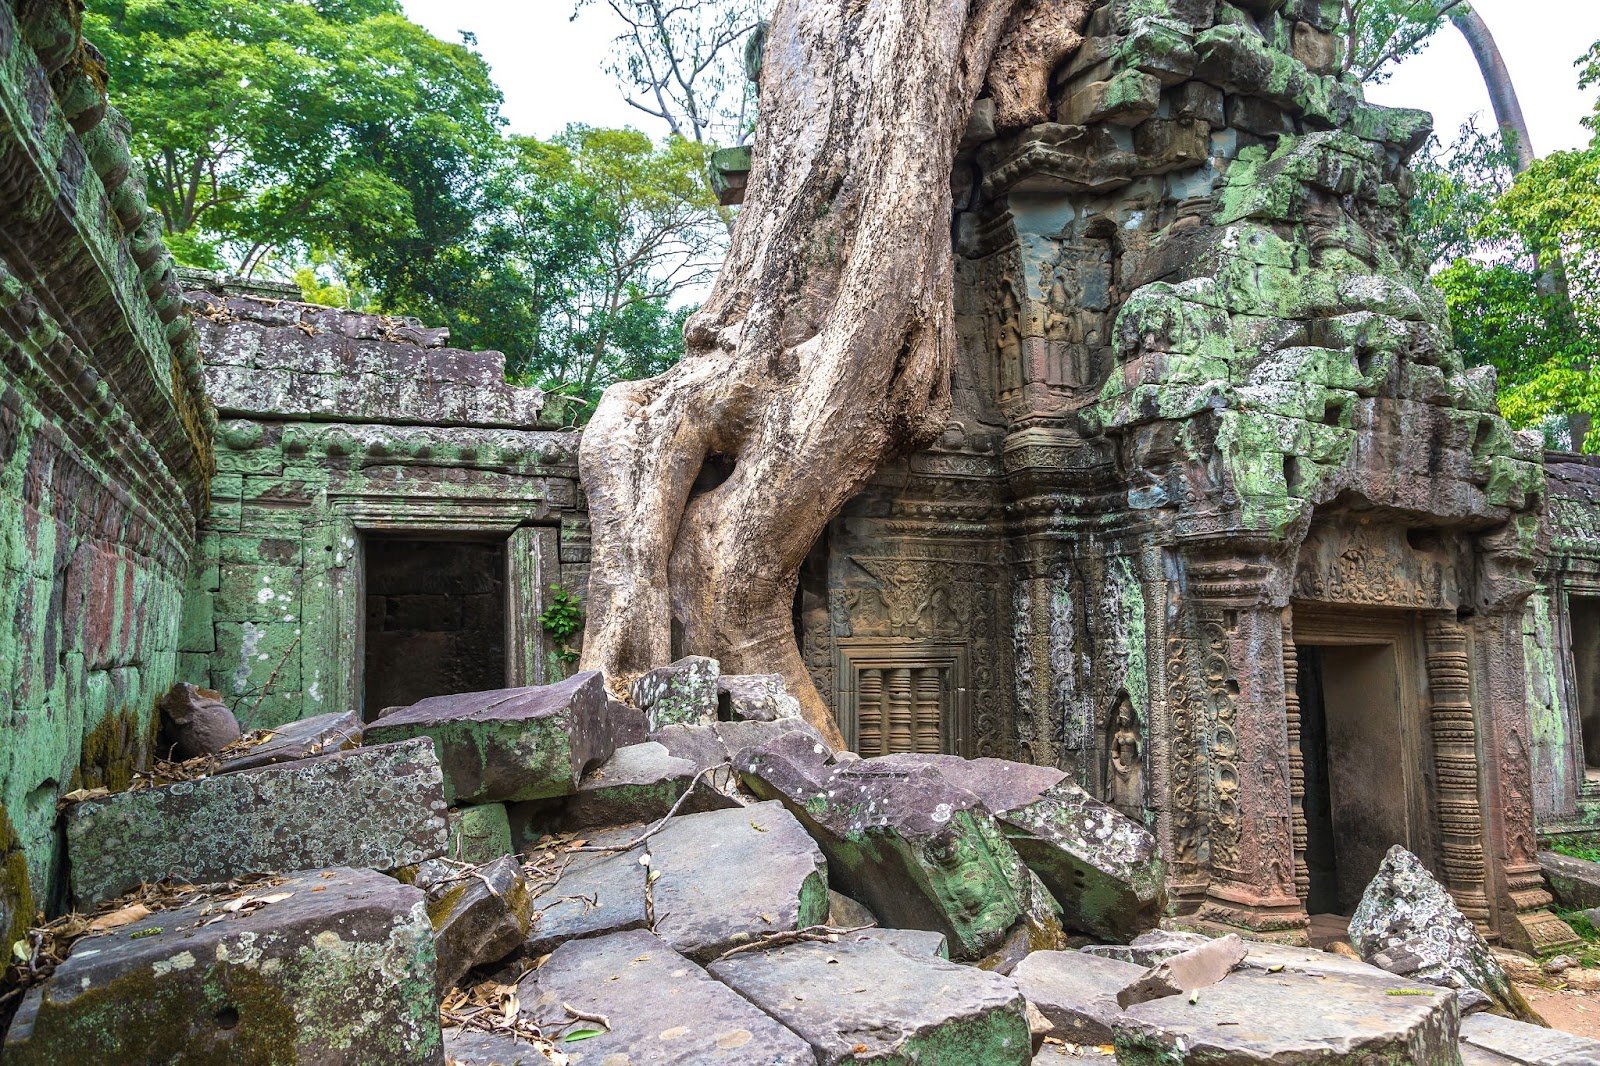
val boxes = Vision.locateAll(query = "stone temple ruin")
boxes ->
[8,0,1600,1061]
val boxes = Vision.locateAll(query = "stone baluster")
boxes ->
[1423,614,1492,927]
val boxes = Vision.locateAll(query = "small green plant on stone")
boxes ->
[539,585,584,672]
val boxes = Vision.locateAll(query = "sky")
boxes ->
[400,0,1600,153]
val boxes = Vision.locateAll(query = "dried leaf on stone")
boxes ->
[88,903,151,932]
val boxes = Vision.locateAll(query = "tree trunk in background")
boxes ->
[1452,4,1590,449]
[578,0,1091,744]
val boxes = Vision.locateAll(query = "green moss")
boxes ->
[71,706,153,793]
[1,804,36,950]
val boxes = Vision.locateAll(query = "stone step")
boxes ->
[708,934,1033,1065]
[65,738,448,908]
[4,867,441,1064]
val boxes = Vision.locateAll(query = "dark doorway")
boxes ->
[1296,642,1411,915]
[1571,595,1600,771]
[363,535,507,719]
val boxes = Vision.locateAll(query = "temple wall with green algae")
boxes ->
[180,286,589,727]
[0,0,212,940]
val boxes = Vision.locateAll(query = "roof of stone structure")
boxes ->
[1,0,214,508]
[187,288,557,429]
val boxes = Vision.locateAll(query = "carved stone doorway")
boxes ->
[1292,608,1437,919]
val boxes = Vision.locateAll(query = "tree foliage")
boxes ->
[86,0,506,275]
[1341,0,1461,83]
[1409,45,1600,450]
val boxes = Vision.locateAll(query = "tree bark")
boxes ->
[578,0,1089,745]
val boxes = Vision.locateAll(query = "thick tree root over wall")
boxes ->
[578,0,1091,746]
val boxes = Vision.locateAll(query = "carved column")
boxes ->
[1186,557,1306,939]
[1423,614,1493,927]
[1283,609,1310,903]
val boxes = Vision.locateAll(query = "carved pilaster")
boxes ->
[1283,610,1310,903]
[1423,615,1492,928]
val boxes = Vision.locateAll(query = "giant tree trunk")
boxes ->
[579,0,1089,745]
[1450,4,1590,450]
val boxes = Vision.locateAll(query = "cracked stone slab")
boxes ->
[216,709,362,773]
[869,754,1164,941]
[1013,950,1145,1045]
[1113,968,1461,1065]
[65,739,449,908]
[364,671,617,804]
[527,929,814,1064]
[3,867,441,1064]
[736,736,1038,962]
[1458,1011,1600,1066]
[709,935,1033,1065]
[525,849,649,956]
[584,800,829,961]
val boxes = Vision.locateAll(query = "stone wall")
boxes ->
[0,1,213,939]
[1528,454,1600,839]
[181,285,588,727]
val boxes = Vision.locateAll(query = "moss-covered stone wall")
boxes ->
[0,0,212,938]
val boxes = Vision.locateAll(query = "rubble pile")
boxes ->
[3,661,1597,1064]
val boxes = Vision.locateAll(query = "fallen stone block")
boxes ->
[1117,932,1249,1008]
[525,849,649,955]
[1081,928,1210,967]
[583,800,829,961]
[444,804,514,865]
[528,929,814,1063]
[718,673,802,721]
[1350,846,1536,1021]
[828,888,877,928]
[1458,1011,1600,1066]
[216,709,362,773]
[652,717,828,810]
[66,739,449,908]
[1113,967,1461,1065]
[156,682,242,760]
[631,655,720,730]
[709,935,1034,1065]
[561,741,702,829]
[3,867,441,1064]
[428,855,534,992]
[737,740,1038,961]
[867,754,1164,941]
[442,1029,549,1065]
[1538,850,1600,911]
[364,671,616,804]
[1014,949,1144,1045]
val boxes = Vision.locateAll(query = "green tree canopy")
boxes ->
[86,0,505,274]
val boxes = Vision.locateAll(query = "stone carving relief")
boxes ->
[1295,522,1454,609]
[1104,691,1145,818]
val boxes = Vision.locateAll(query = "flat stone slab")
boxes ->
[1013,949,1145,1045]
[216,709,362,773]
[65,739,449,908]
[562,741,702,828]
[1113,968,1461,1065]
[585,800,829,961]
[527,929,813,1064]
[709,935,1033,1065]
[526,849,649,955]
[1458,1011,1600,1065]
[853,927,950,959]
[365,671,616,803]
[442,1028,550,1064]
[1539,850,1600,911]
[4,867,441,1064]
